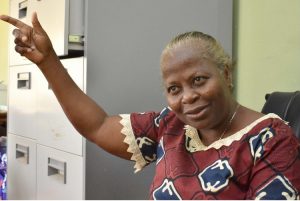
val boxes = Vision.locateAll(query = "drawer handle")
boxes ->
[17,72,31,89]
[16,143,29,164]
[48,157,67,184]
[18,0,28,19]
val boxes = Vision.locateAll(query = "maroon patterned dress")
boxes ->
[120,107,300,200]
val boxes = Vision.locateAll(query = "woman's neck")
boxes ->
[198,102,240,146]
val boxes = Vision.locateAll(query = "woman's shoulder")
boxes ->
[244,112,297,145]
[241,111,288,133]
[237,106,291,134]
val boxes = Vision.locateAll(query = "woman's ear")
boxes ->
[222,65,233,90]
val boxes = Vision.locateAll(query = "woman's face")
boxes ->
[161,42,232,129]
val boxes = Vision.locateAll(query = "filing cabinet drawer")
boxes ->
[7,133,37,199]
[8,65,41,139]
[36,57,84,155]
[8,0,32,66]
[36,144,84,199]
[9,0,70,66]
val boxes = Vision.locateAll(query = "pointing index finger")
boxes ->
[0,15,28,29]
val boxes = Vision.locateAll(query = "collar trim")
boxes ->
[184,113,283,152]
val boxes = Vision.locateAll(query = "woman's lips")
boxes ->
[184,104,209,120]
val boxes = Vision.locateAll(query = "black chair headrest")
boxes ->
[261,91,300,139]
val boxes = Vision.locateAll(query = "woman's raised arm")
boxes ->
[0,13,131,160]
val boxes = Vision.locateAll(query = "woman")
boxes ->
[1,13,299,200]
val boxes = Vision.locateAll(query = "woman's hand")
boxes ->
[0,12,55,66]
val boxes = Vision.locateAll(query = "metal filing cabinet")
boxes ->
[7,58,85,200]
[7,0,85,199]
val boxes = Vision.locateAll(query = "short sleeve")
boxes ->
[247,119,300,199]
[120,107,171,173]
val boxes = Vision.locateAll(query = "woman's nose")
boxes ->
[182,88,199,104]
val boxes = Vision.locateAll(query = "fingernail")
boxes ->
[22,36,28,42]
[13,30,19,37]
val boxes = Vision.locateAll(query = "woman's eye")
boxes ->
[167,86,178,94]
[194,76,207,85]
[195,76,202,81]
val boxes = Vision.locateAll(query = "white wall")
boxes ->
[0,0,9,106]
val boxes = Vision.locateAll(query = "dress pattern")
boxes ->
[120,108,300,200]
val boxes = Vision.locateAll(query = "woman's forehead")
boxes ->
[161,56,218,79]
[162,40,209,61]
[161,43,208,68]
[168,38,205,51]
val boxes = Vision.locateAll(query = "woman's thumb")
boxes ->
[31,12,44,33]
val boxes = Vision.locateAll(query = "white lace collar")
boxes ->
[184,113,283,152]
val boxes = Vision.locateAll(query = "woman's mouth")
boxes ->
[184,104,209,120]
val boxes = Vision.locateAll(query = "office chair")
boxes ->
[261,91,300,139]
